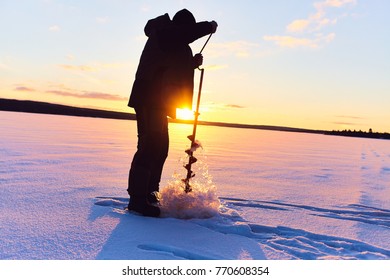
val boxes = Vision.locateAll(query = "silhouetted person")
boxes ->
[127,9,218,217]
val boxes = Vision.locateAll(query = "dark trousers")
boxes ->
[127,108,169,198]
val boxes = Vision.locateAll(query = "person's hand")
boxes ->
[193,53,203,68]
[210,20,218,33]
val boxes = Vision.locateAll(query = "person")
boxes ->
[127,9,218,217]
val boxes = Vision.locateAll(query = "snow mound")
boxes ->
[160,154,220,219]
[160,180,220,219]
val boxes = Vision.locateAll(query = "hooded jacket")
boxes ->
[128,10,213,118]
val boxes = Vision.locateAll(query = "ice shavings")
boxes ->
[160,181,220,219]
[160,153,220,219]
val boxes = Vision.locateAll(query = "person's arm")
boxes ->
[158,21,217,49]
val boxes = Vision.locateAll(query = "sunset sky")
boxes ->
[1,0,389,132]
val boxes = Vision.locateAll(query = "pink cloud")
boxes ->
[45,89,126,101]
[15,86,36,92]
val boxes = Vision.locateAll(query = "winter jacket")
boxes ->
[128,12,213,118]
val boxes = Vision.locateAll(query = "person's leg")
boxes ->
[128,108,150,198]
[127,108,167,216]
[148,110,169,196]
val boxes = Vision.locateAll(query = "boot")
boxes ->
[127,196,160,217]
[147,191,161,205]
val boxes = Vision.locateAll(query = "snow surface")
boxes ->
[1,111,390,260]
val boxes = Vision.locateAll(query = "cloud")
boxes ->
[297,0,356,33]
[287,19,311,33]
[335,115,365,120]
[59,64,97,72]
[204,101,246,111]
[15,86,36,92]
[81,91,126,101]
[49,25,60,32]
[225,104,246,109]
[12,86,119,101]
[208,41,260,58]
[332,114,366,126]
[264,33,335,48]
[204,64,228,71]
[46,89,127,101]
[320,0,357,8]
[332,121,359,126]
[264,35,316,48]
[265,0,356,48]
[59,63,123,72]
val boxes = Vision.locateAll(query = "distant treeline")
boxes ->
[0,98,136,121]
[325,129,390,140]
[0,98,324,135]
[1,98,389,140]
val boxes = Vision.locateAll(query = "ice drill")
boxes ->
[183,34,212,193]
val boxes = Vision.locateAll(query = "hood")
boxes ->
[144,13,171,37]
[172,9,196,26]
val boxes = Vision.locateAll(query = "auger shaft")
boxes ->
[183,68,204,193]
[183,33,212,193]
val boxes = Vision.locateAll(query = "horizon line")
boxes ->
[1,98,389,139]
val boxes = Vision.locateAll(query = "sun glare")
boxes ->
[176,108,195,121]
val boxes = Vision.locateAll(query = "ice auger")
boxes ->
[183,34,212,193]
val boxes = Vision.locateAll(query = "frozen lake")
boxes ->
[1,111,389,259]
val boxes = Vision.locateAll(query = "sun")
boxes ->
[176,108,195,121]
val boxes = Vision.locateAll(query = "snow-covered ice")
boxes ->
[1,111,389,260]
